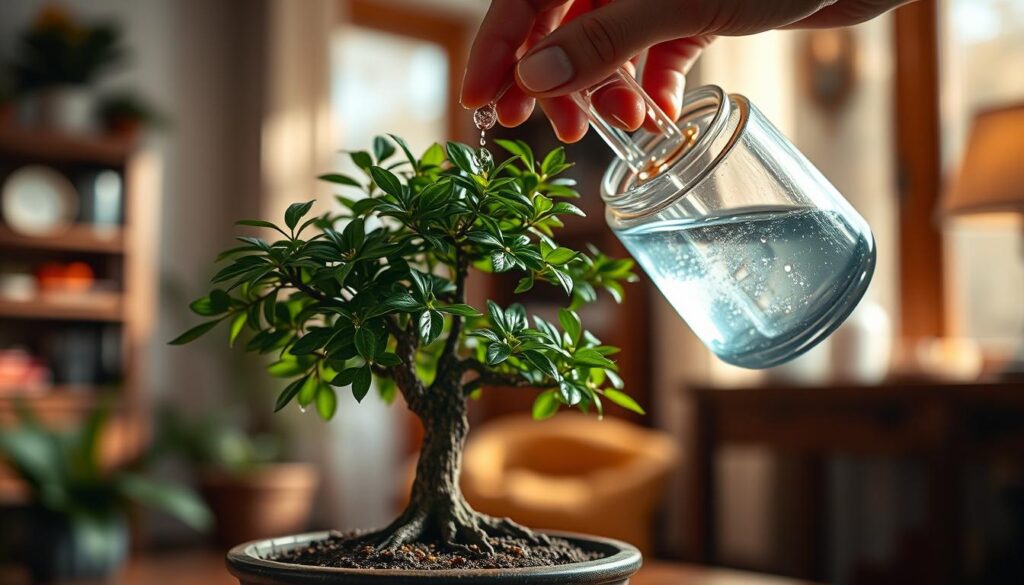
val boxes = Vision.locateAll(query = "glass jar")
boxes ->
[597,84,875,369]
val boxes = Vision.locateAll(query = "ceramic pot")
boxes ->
[200,463,320,549]
[227,531,642,585]
[31,85,96,134]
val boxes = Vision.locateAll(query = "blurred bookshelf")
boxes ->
[0,125,157,502]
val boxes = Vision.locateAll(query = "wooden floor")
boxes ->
[2,553,822,585]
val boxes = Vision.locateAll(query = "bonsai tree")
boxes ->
[172,135,640,555]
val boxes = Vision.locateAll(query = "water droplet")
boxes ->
[473,103,498,131]
[298,405,307,414]
[783,264,792,273]
[759,236,767,244]
[476,147,494,173]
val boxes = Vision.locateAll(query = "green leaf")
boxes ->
[117,473,212,532]
[318,173,361,188]
[532,390,560,420]
[574,348,616,369]
[418,310,444,345]
[551,202,585,217]
[169,320,221,345]
[420,143,445,168]
[352,366,372,402]
[446,142,477,174]
[268,358,305,377]
[290,327,334,355]
[545,247,576,265]
[486,343,512,365]
[274,376,308,412]
[604,389,646,415]
[355,326,378,360]
[437,304,481,317]
[373,136,396,162]
[388,134,418,169]
[316,385,338,420]
[369,166,403,198]
[558,309,582,346]
[236,219,289,237]
[495,139,534,170]
[379,292,423,313]
[375,352,402,367]
[298,376,319,407]
[541,147,566,176]
[350,150,373,169]
[228,313,247,347]
[285,201,315,231]
[514,276,534,294]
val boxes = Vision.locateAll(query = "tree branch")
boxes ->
[460,359,537,395]
[286,268,332,303]
[440,249,468,366]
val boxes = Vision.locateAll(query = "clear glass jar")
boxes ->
[600,85,876,369]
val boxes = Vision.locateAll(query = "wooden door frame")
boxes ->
[894,0,946,339]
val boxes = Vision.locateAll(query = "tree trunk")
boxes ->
[408,379,470,525]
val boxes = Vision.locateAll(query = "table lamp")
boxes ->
[942,102,1024,375]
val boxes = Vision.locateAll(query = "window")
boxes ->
[941,0,1024,349]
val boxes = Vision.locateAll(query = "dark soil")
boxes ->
[271,532,602,570]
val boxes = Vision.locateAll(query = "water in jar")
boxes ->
[616,205,875,368]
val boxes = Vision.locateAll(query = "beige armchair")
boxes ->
[460,413,679,555]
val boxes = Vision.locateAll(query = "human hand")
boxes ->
[461,0,912,142]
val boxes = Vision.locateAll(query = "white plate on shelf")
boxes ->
[1,165,80,236]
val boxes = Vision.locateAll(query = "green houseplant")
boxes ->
[0,405,210,582]
[173,136,644,583]
[9,6,125,132]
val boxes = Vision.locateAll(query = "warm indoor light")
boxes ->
[942,102,1024,217]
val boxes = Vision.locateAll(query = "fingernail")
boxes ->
[517,46,574,92]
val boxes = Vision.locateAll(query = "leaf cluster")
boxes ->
[172,135,641,422]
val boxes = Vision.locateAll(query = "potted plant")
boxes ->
[94,91,166,143]
[0,405,211,582]
[172,135,644,584]
[158,408,319,548]
[10,6,125,133]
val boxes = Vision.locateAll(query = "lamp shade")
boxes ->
[943,102,1024,216]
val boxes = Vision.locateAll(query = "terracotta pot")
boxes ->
[200,463,320,549]
[227,531,642,585]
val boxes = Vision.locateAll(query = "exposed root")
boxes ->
[354,502,551,558]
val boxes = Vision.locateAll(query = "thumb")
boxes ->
[515,0,686,97]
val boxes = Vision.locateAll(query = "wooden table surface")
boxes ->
[3,553,821,585]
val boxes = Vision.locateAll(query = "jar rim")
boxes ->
[602,85,750,222]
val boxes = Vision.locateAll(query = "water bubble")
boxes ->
[298,405,307,414]
[759,236,767,244]
[783,264,792,273]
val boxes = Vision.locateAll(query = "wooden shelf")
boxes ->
[0,126,132,166]
[0,292,123,322]
[0,387,98,412]
[0,225,124,254]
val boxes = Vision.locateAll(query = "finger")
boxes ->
[496,83,536,127]
[516,0,841,98]
[461,0,570,109]
[590,60,644,131]
[538,96,589,143]
[494,1,574,127]
[641,36,713,123]
[783,0,913,29]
